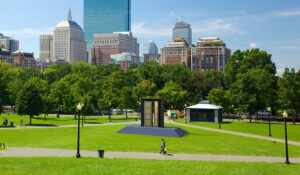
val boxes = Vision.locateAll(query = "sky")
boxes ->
[1,0,300,74]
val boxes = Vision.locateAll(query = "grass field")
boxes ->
[174,119,300,142]
[1,124,300,157]
[0,158,299,175]
[0,114,139,126]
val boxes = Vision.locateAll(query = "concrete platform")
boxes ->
[117,125,189,137]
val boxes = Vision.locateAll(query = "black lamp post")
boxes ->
[283,110,290,164]
[76,103,83,158]
[109,102,112,123]
[219,105,222,129]
[184,104,187,124]
[267,107,272,137]
[232,105,234,122]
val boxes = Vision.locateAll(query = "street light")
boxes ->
[219,105,222,129]
[283,110,290,164]
[267,107,272,137]
[232,105,234,122]
[184,104,187,124]
[76,103,83,158]
[109,102,112,123]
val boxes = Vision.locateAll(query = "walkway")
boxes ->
[167,120,300,147]
[1,147,299,163]
[0,121,139,130]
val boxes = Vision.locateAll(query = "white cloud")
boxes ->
[279,46,300,49]
[277,10,300,17]
[250,42,258,48]
[277,68,285,75]
[193,18,243,35]
[2,27,53,39]
[132,22,171,37]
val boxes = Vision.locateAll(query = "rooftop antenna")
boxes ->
[181,13,183,22]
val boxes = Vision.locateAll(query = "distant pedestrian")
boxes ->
[160,138,166,154]
[20,118,23,127]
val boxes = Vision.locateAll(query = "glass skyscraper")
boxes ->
[84,0,131,62]
[173,22,192,47]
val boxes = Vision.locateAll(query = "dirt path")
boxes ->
[0,147,299,163]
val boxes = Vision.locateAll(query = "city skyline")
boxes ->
[1,0,300,74]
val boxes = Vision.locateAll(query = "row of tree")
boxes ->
[0,58,223,124]
[0,48,299,124]
[207,49,300,123]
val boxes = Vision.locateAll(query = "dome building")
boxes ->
[53,9,87,63]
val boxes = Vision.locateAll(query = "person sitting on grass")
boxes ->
[160,138,166,154]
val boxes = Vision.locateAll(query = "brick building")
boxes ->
[160,37,191,68]
[11,50,36,68]
[91,32,139,66]
[191,37,231,73]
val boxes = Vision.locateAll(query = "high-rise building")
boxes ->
[52,9,87,64]
[84,0,131,62]
[91,32,139,66]
[191,37,231,74]
[0,33,19,52]
[39,35,53,62]
[161,37,191,68]
[142,39,160,63]
[142,40,158,54]
[173,22,192,47]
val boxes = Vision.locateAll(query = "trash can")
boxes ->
[10,122,14,127]
[98,150,104,158]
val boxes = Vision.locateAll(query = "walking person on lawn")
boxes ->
[160,138,166,154]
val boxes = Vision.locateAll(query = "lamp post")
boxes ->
[267,107,272,137]
[76,103,83,158]
[109,102,112,123]
[283,110,290,164]
[184,104,187,124]
[219,105,222,129]
[232,105,234,122]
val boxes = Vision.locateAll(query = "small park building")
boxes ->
[187,101,222,123]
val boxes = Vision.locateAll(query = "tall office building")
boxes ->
[52,9,87,63]
[84,0,131,62]
[191,37,231,74]
[142,40,158,54]
[142,40,160,63]
[173,22,192,47]
[0,33,19,52]
[161,37,191,68]
[91,32,139,66]
[39,35,53,62]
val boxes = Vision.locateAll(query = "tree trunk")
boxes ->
[44,114,46,120]
[250,114,252,123]
[256,113,258,120]
[126,110,128,119]
[30,115,32,125]
[74,114,76,120]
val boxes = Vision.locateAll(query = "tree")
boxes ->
[156,81,187,110]
[0,97,3,115]
[48,62,72,80]
[133,79,157,100]
[16,79,43,125]
[278,68,300,124]
[177,72,215,104]
[120,86,138,118]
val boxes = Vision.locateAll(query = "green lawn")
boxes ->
[1,124,300,157]
[174,119,300,142]
[0,114,139,127]
[0,158,299,175]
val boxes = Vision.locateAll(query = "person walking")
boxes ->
[20,118,23,127]
[160,138,166,154]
